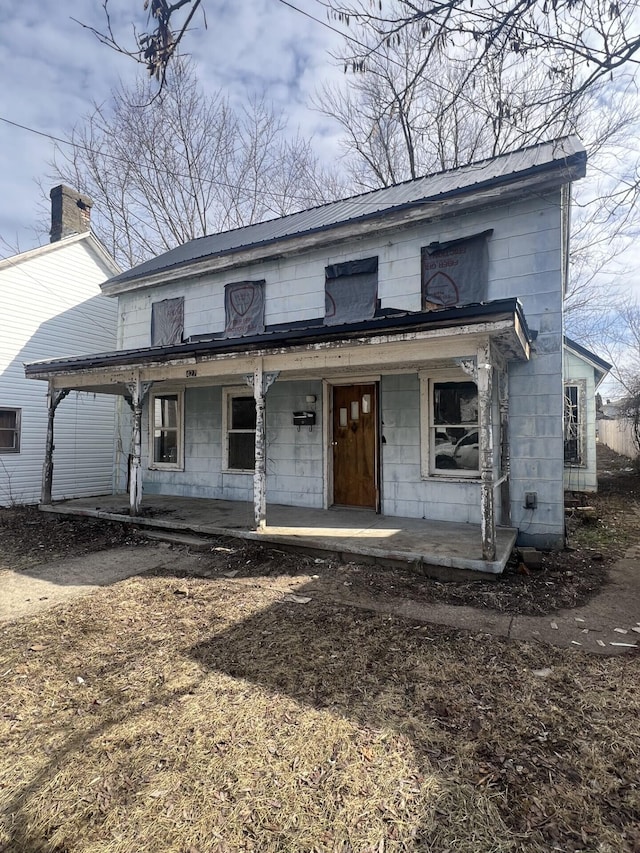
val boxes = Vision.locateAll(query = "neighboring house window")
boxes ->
[420,376,479,477]
[325,257,378,326]
[421,230,492,310]
[564,380,586,466]
[223,387,256,472]
[151,297,184,346]
[225,281,265,337]
[0,408,21,453]
[149,391,184,469]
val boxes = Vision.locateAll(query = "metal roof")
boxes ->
[25,298,529,376]
[564,336,612,374]
[107,136,586,288]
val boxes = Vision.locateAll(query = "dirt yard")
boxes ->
[0,446,638,852]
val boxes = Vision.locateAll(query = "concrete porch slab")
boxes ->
[40,495,517,576]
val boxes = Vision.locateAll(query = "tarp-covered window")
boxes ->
[225,281,265,338]
[325,257,378,326]
[421,231,492,310]
[151,297,184,346]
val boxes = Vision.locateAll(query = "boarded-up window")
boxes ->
[151,297,184,346]
[421,231,492,310]
[325,257,378,326]
[225,281,265,338]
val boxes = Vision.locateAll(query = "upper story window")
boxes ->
[325,257,378,326]
[564,380,586,466]
[149,390,184,470]
[420,375,479,478]
[225,281,265,337]
[0,408,21,454]
[222,387,256,472]
[151,297,184,346]
[421,231,492,310]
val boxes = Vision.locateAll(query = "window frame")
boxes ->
[420,371,480,479]
[222,386,257,474]
[0,408,21,454]
[148,389,184,471]
[564,379,587,467]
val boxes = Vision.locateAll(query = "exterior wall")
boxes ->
[563,349,598,492]
[0,239,118,505]
[142,380,324,508]
[119,191,565,547]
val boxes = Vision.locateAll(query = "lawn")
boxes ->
[1,563,638,852]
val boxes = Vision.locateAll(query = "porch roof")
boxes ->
[25,298,531,389]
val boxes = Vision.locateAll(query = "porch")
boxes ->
[40,495,517,576]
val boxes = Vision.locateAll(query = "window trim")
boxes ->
[419,370,480,479]
[148,389,184,471]
[564,379,587,468]
[222,386,256,474]
[0,407,21,454]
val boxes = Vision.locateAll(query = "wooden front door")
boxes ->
[332,384,378,509]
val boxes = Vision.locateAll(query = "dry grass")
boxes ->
[1,568,638,853]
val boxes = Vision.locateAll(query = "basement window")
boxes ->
[223,387,256,472]
[149,391,184,470]
[564,381,586,466]
[0,408,21,453]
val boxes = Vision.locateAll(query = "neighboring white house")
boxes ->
[563,337,611,493]
[27,138,587,560]
[0,186,119,505]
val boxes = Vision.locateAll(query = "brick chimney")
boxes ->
[49,185,93,242]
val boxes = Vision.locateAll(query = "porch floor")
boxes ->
[41,494,517,575]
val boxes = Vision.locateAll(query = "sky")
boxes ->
[0,0,347,253]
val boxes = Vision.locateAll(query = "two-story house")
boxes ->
[26,137,588,571]
[1,186,119,506]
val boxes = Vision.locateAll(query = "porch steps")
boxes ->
[133,529,219,552]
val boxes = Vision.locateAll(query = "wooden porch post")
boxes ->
[125,378,152,517]
[246,365,279,530]
[41,382,70,505]
[498,364,511,526]
[477,343,496,561]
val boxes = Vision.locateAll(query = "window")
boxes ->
[325,257,378,326]
[421,231,492,310]
[564,381,586,466]
[149,391,184,469]
[223,387,256,472]
[225,281,265,338]
[151,297,184,346]
[0,408,21,453]
[420,376,479,477]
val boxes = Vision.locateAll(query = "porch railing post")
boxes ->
[477,343,496,561]
[246,366,279,531]
[125,378,152,517]
[41,382,70,505]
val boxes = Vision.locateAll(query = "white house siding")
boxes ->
[0,238,117,505]
[563,348,598,492]
[117,190,565,548]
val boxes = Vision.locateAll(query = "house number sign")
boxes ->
[186,369,197,378]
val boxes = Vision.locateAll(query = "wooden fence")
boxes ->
[598,418,638,459]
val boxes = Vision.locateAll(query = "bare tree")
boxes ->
[48,62,344,268]
[313,7,640,340]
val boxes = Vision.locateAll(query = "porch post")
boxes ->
[477,343,496,561]
[124,378,152,517]
[245,366,279,530]
[41,382,70,505]
[498,364,511,526]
